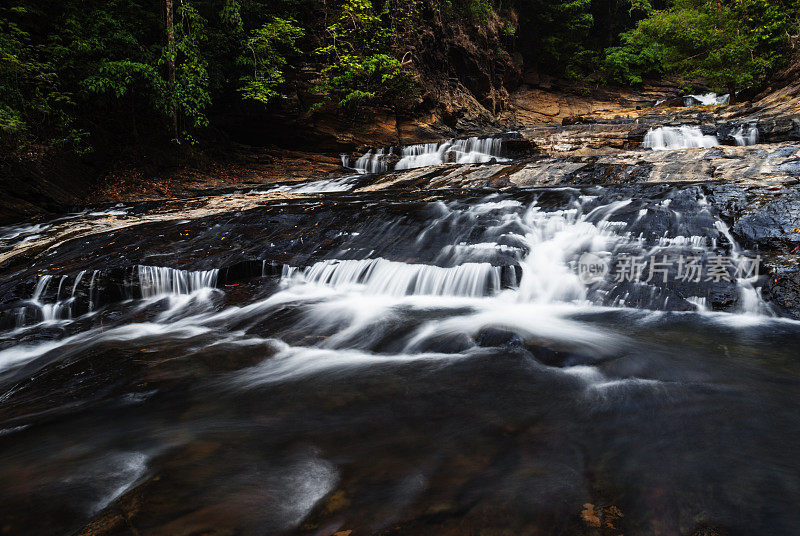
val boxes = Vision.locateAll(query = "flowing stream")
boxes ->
[342,136,509,174]
[0,178,799,535]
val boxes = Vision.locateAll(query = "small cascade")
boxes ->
[22,271,90,324]
[289,258,506,297]
[683,93,729,106]
[342,148,391,174]
[643,126,719,151]
[713,221,770,315]
[343,136,508,175]
[31,275,53,303]
[88,270,100,311]
[732,124,759,146]
[137,266,219,297]
[395,137,507,170]
[272,175,360,194]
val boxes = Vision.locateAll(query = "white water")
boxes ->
[395,137,508,170]
[0,223,51,244]
[732,124,759,146]
[137,266,219,297]
[2,193,780,381]
[342,148,391,174]
[287,258,505,298]
[272,175,360,194]
[643,126,720,151]
[22,271,88,324]
[684,93,729,106]
[713,220,768,315]
[14,266,220,327]
[343,136,508,174]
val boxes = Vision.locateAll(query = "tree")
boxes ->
[312,0,419,110]
[0,5,82,151]
[604,0,800,99]
[165,0,177,138]
[238,17,304,105]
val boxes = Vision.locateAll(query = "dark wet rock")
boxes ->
[732,190,800,250]
[762,271,800,319]
[706,285,740,311]
[475,328,523,348]
[791,120,800,141]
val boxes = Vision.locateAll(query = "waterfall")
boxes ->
[29,274,72,322]
[343,148,391,174]
[137,266,219,297]
[31,275,53,303]
[395,137,507,170]
[88,270,99,311]
[23,271,88,324]
[15,266,221,327]
[290,258,504,297]
[684,93,729,106]
[343,136,508,175]
[732,124,759,146]
[713,221,769,315]
[643,126,719,151]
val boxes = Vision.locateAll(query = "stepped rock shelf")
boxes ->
[1,88,800,536]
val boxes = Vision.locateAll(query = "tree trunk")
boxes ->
[728,85,736,104]
[165,0,178,139]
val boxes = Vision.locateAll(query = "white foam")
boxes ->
[732,124,759,146]
[272,175,360,193]
[643,126,719,151]
[292,258,504,297]
[395,137,508,170]
[684,93,729,106]
[138,265,219,297]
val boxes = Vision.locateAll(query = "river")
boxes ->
[0,157,799,535]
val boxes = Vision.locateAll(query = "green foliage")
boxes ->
[2,0,799,156]
[0,5,77,149]
[465,0,494,22]
[171,3,212,137]
[604,0,800,93]
[238,18,304,105]
[312,0,420,110]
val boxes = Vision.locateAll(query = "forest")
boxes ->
[1,0,799,159]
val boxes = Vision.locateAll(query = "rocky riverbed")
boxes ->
[1,78,800,536]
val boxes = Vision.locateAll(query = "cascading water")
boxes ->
[0,184,798,536]
[342,148,391,174]
[732,124,759,146]
[643,126,720,150]
[271,174,361,194]
[684,92,730,106]
[394,137,508,170]
[343,136,508,174]
[289,258,507,298]
[21,271,87,324]
[137,265,219,297]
